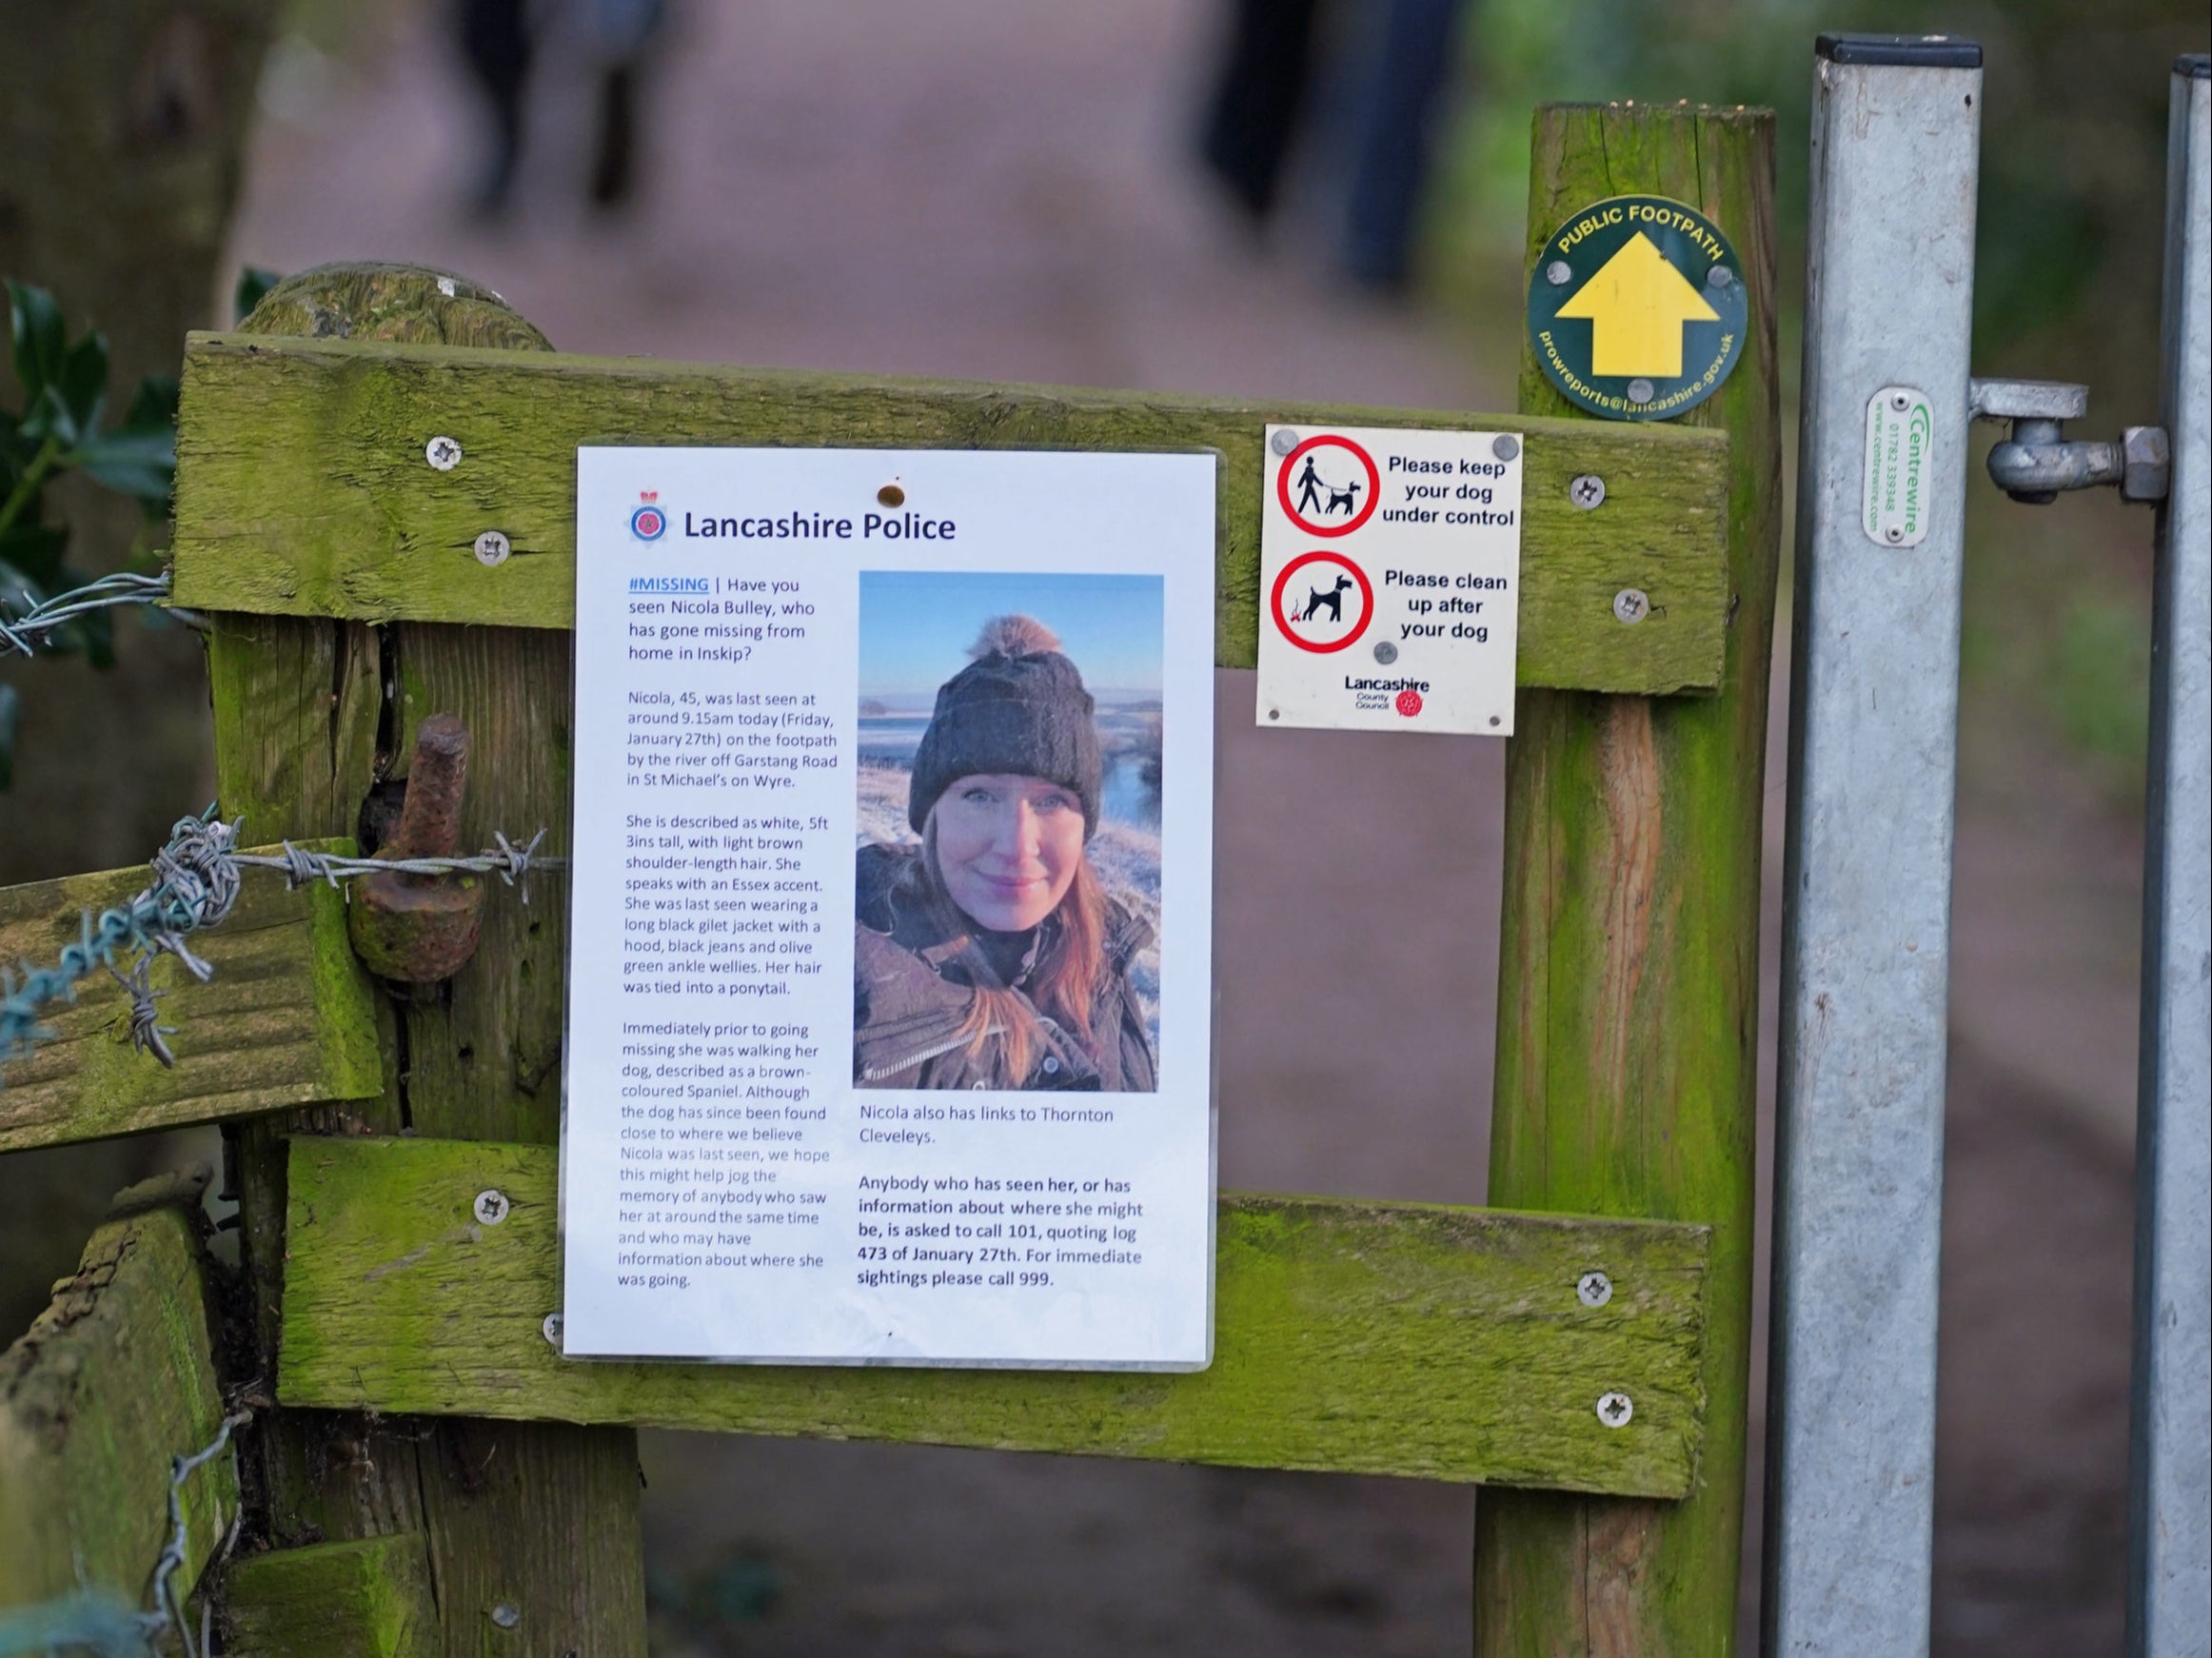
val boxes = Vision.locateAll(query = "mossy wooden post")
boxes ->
[207,265,648,1655]
[1472,106,1781,1652]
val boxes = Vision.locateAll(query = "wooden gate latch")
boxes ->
[347,713,485,983]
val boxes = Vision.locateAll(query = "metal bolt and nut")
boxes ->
[1570,474,1606,510]
[1270,428,1300,456]
[1596,1392,1635,1428]
[1546,260,1572,286]
[543,1313,564,1346]
[473,530,511,567]
[1373,641,1399,664]
[1577,1270,1614,1308]
[425,436,463,470]
[474,1189,511,1226]
[491,1603,521,1630]
[1491,434,1521,462]
[1612,588,1650,625]
[1626,378,1655,406]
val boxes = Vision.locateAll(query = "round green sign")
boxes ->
[1526,194,1746,422]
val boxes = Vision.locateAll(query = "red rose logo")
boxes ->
[1394,688,1423,718]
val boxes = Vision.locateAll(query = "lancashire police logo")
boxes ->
[630,491,667,541]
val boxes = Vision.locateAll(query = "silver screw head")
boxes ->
[1267,708,1280,721]
[1597,1391,1634,1428]
[1570,474,1606,510]
[473,530,511,567]
[1626,378,1655,405]
[491,1602,521,1630]
[1707,265,1734,289]
[473,1188,511,1226]
[1546,259,1572,286]
[1491,434,1521,462]
[425,435,463,471]
[543,1312,563,1346]
[1373,640,1399,664]
[1270,428,1300,456]
[1577,1270,1613,1308]
[1886,524,1906,543]
[1612,588,1650,625]
[1891,391,1911,412]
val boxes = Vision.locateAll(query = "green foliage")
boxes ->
[233,265,283,324]
[0,280,181,785]
[2050,596,2152,776]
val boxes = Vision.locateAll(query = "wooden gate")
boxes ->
[0,100,1775,1656]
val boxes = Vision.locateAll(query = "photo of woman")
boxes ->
[854,578,1163,1093]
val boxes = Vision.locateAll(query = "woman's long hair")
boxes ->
[902,814,1109,1081]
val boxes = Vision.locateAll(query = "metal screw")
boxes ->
[491,1603,521,1630]
[473,530,511,567]
[1577,1271,1613,1308]
[1270,428,1300,456]
[1626,378,1655,405]
[1886,525,1906,543]
[1546,260,1572,286]
[425,436,463,471]
[1597,1392,1634,1428]
[877,482,905,507]
[1707,266,1734,289]
[1891,391,1911,413]
[1570,474,1606,510]
[1491,434,1521,462]
[474,1189,511,1226]
[1373,641,1399,664]
[1267,708,1280,721]
[1489,715,1501,727]
[1612,588,1649,625]
[543,1312,563,1346]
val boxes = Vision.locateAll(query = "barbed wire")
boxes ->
[0,1410,249,1658]
[0,569,197,659]
[0,811,558,1074]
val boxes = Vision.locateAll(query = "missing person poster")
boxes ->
[562,447,1217,1369]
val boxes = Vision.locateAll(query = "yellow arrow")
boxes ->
[1554,231,1719,379]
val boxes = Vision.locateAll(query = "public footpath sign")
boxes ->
[1527,194,1746,421]
[1256,424,1524,734]
[563,446,1218,1370]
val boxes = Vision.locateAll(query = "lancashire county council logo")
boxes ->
[630,491,667,542]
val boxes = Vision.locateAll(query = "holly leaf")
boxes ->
[0,523,68,587]
[121,373,180,431]
[73,427,175,506]
[55,329,109,438]
[18,383,79,448]
[233,266,283,324]
[6,282,66,406]
[0,682,17,789]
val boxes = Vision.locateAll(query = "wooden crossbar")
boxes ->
[277,1136,1714,1497]
[169,332,1734,695]
[0,841,383,1154]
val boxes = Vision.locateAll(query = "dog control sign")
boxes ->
[1257,424,1523,735]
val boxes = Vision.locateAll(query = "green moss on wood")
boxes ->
[171,332,1734,694]
[0,841,384,1153]
[0,1197,231,1613]
[222,1533,438,1658]
[278,1136,1714,1497]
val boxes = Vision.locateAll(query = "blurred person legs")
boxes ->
[1198,0,1326,223]
[457,0,533,214]
[1338,0,1462,289]
[579,0,663,208]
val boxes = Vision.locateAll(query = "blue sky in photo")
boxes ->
[859,570,1163,699]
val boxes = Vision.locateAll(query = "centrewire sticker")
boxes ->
[563,446,1218,1370]
[1862,385,1935,547]
[1255,424,1524,735]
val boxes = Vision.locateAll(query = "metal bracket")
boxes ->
[1968,377,2171,504]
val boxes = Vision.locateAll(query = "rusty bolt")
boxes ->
[347,713,486,983]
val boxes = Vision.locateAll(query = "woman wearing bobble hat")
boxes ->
[855,616,1157,1093]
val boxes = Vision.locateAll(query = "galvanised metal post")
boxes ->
[2128,52,2210,1658]
[1763,35,1982,1657]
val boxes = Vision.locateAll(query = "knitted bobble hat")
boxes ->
[907,615,1102,839]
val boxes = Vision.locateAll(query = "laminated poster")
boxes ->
[561,447,1217,1369]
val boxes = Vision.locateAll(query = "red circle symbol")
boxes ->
[1277,434,1380,538]
[1270,551,1374,654]
[1394,688,1424,718]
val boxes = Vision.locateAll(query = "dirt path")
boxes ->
[225,5,2145,1651]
